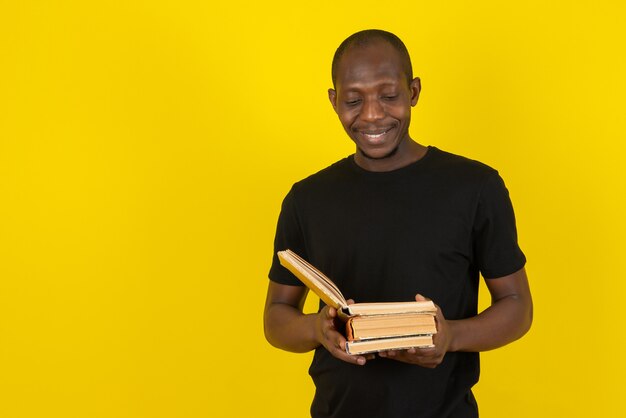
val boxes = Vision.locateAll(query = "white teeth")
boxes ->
[362,128,390,139]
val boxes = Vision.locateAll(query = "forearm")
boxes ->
[447,293,533,352]
[264,302,320,353]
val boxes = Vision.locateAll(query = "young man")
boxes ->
[264,29,532,418]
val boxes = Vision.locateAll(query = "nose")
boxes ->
[360,98,385,122]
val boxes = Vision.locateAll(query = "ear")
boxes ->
[409,77,421,106]
[328,88,338,113]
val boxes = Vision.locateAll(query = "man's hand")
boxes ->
[315,300,374,366]
[264,283,373,365]
[378,294,452,368]
[378,268,533,366]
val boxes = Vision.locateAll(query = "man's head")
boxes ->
[328,30,421,168]
[331,29,413,89]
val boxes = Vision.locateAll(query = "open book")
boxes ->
[277,249,436,317]
[277,249,437,354]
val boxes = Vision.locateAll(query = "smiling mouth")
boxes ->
[360,127,394,142]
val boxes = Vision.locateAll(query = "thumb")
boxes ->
[415,293,430,302]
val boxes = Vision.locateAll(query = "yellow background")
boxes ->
[1,1,624,417]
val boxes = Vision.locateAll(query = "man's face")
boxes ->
[329,41,420,163]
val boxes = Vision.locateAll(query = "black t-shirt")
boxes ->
[269,147,526,418]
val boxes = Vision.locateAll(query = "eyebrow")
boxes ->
[339,81,400,93]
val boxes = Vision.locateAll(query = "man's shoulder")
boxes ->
[291,156,353,191]
[429,147,497,176]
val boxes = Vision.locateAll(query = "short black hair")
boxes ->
[331,29,413,88]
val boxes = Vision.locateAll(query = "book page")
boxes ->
[278,250,347,309]
[346,301,436,316]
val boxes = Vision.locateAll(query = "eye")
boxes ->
[345,99,361,106]
[383,95,398,101]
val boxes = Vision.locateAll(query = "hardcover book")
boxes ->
[277,249,438,354]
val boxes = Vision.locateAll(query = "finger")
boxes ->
[346,299,355,305]
[328,343,367,365]
[417,346,437,355]
[323,326,345,346]
[414,293,431,302]
[335,349,367,365]
[394,351,437,366]
[321,317,337,333]
[382,350,416,364]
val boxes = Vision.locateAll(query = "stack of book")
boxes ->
[277,250,437,355]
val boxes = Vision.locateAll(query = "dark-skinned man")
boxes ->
[264,29,532,418]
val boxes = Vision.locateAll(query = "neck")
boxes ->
[354,139,428,172]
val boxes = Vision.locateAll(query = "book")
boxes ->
[346,312,437,341]
[346,335,435,355]
[277,249,437,318]
[277,249,437,353]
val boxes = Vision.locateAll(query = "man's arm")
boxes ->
[379,268,533,367]
[448,267,533,352]
[263,281,371,365]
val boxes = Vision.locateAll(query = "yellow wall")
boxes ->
[1,1,624,417]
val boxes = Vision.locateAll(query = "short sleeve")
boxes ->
[268,186,307,286]
[473,171,526,279]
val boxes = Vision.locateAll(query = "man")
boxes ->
[264,29,532,418]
